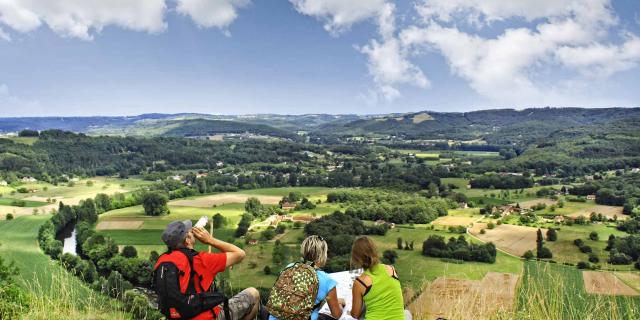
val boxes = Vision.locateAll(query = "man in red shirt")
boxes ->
[158,220,260,320]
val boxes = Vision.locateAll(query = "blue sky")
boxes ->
[0,0,639,116]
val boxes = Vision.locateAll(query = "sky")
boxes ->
[0,0,639,116]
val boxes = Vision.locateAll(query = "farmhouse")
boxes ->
[196,172,208,178]
[280,202,296,210]
[21,176,37,183]
[375,219,396,229]
[458,202,468,209]
[586,194,596,200]
[0,180,7,186]
[554,215,565,224]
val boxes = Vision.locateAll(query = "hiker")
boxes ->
[267,235,345,320]
[350,236,411,320]
[154,220,260,320]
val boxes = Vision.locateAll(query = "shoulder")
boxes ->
[355,273,372,287]
[195,252,227,267]
[316,270,337,286]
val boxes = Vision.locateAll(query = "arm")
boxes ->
[192,227,246,267]
[325,287,344,319]
[350,277,367,319]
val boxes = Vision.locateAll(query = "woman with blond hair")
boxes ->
[350,236,410,320]
[268,235,344,320]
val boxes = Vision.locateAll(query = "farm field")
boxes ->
[169,193,282,207]
[409,272,519,320]
[469,223,543,257]
[515,261,640,319]
[582,271,639,296]
[0,197,48,207]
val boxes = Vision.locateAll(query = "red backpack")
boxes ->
[153,248,230,319]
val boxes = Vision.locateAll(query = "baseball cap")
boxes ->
[162,220,192,249]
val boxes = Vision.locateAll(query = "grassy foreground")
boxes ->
[0,215,129,319]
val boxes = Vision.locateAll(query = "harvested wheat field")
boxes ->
[470,224,544,257]
[512,198,557,209]
[169,193,282,207]
[432,216,478,227]
[614,272,640,292]
[583,271,639,296]
[96,220,143,230]
[568,205,626,220]
[409,272,519,320]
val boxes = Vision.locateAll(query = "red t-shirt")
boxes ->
[155,251,227,319]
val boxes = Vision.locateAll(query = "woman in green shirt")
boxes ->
[350,236,411,320]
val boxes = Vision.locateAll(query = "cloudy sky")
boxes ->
[1,0,639,116]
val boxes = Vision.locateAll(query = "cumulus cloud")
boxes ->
[290,0,387,35]
[0,0,168,40]
[400,0,640,105]
[0,27,10,41]
[175,0,249,30]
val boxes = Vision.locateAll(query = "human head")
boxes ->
[162,220,194,250]
[301,235,328,267]
[351,236,379,270]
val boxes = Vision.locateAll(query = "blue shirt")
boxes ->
[269,269,338,320]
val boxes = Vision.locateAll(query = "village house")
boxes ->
[216,161,224,167]
[169,175,183,182]
[586,194,596,200]
[374,219,396,229]
[21,176,37,183]
[196,172,208,178]
[280,202,296,211]
[247,239,258,245]
[458,202,468,209]
[554,215,565,224]
[0,180,7,186]
[499,205,515,216]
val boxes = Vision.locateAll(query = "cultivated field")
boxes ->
[614,272,640,292]
[432,216,478,226]
[568,205,626,220]
[96,220,144,230]
[513,198,557,209]
[169,193,282,207]
[582,271,639,296]
[409,272,519,320]
[470,223,544,257]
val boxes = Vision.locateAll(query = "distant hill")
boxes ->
[316,107,640,144]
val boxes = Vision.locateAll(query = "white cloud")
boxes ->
[290,0,387,35]
[175,0,249,29]
[400,0,640,105]
[0,0,167,40]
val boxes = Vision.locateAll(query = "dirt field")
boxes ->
[409,272,519,320]
[169,194,282,208]
[614,272,640,292]
[432,216,478,226]
[568,205,626,220]
[470,224,544,257]
[512,198,557,209]
[96,220,144,230]
[583,271,639,296]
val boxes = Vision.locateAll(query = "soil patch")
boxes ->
[470,224,544,257]
[96,220,144,230]
[169,194,282,208]
[583,271,639,296]
[409,272,519,320]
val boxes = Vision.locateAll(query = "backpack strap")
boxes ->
[176,248,230,320]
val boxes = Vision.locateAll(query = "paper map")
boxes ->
[319,269,363,320]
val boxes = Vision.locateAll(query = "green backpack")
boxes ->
[267,262,320,320]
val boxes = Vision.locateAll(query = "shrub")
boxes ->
[577,261,591,269]
[588,254,599,263]
[121,245,138,258]
[263,266,272,275]
[5,214,13,220]
[546,228,557,241]
[523,250,534,260]
[589,231,599,241]
[574,239,584,247]
[487,222,495,229]
[537,247,553,259]
[579,245,592,254]
[480,229,486,234]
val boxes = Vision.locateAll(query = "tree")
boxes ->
[212,213,226,229]
[538,247,553,259]
[589,231,599,241]
[523,250,534,260]
[122,245,138,258]
[234,214,253,237]
[536,229,544,255]
[263,266,272,275]
[141,192,168,216]
[397,237,403,250]
[244,197,262,217]
[547,228,558,241]
[382,250,398,264]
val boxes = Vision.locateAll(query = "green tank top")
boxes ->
[362,264,405,320]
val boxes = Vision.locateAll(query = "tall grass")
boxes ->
[20,263,130,320]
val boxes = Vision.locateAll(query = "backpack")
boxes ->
[153,248,230,320]
[266,262,321,320]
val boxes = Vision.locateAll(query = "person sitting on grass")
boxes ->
[268,235,345,320]
[154,220,261,320]
[350,236,411,320]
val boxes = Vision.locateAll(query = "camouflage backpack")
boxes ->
[267,262,320,320]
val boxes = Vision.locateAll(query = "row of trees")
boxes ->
[422,235,497,263]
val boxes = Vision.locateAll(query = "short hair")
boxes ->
[351,236,379,270]
[301,235,328,266]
